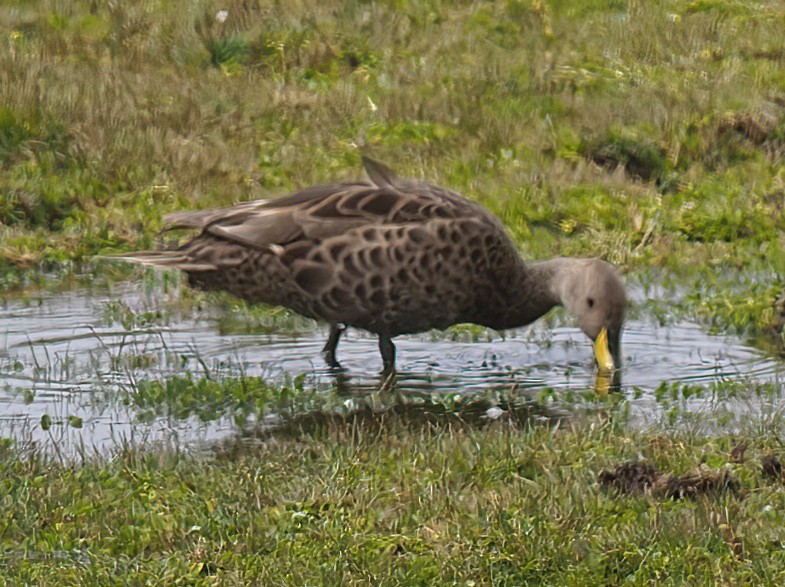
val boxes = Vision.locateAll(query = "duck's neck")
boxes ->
[485,257,580,330]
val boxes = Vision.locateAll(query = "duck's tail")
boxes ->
[97,251,216,273]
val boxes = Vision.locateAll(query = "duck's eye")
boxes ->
[587,297,595,308]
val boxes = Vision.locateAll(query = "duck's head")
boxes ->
[558,259,627,371]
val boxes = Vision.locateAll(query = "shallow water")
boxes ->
[0,281,783,453]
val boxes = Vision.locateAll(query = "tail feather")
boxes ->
[362,155,399,189]
[163,209,221,230]
[163,200,268,230]
[97,251,216,272]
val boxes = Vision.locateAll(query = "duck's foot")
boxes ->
[325,361,347,375]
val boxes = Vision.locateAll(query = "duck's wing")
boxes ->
[163,157,489,250]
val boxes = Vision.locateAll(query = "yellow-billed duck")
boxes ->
[118,157,626,373]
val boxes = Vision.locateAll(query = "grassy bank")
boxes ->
[1,409,785,585]
[1,0,785,335]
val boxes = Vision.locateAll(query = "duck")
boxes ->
[117,156,626,373]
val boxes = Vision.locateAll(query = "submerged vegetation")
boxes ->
[4,0,785,583]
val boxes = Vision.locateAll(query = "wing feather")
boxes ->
[156,158,492,251]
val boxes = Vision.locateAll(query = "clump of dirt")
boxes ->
[761,453,782,480]
[598,461,739,499]
[597,461,660,494]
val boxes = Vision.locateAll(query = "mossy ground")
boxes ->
[3,0,785,583]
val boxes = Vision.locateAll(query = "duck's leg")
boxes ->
[322,323,346,368]
[378,334,396,374]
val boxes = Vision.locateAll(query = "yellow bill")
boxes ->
[594,327,615,372]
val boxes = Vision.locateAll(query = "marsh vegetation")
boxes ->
[2,0,785,583]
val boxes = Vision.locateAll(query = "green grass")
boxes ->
[0,1,785,267]
[2,410,785,585]
[1,1,784,276]
[1,0,784,337]
[2,0,785,337]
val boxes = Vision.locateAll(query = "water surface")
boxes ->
[1,281,782,453]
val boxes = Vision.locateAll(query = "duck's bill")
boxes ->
[594,327,616,371]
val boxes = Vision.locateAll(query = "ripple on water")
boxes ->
[0,282,783,453]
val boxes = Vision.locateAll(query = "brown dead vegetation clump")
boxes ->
[598,461,739,499]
